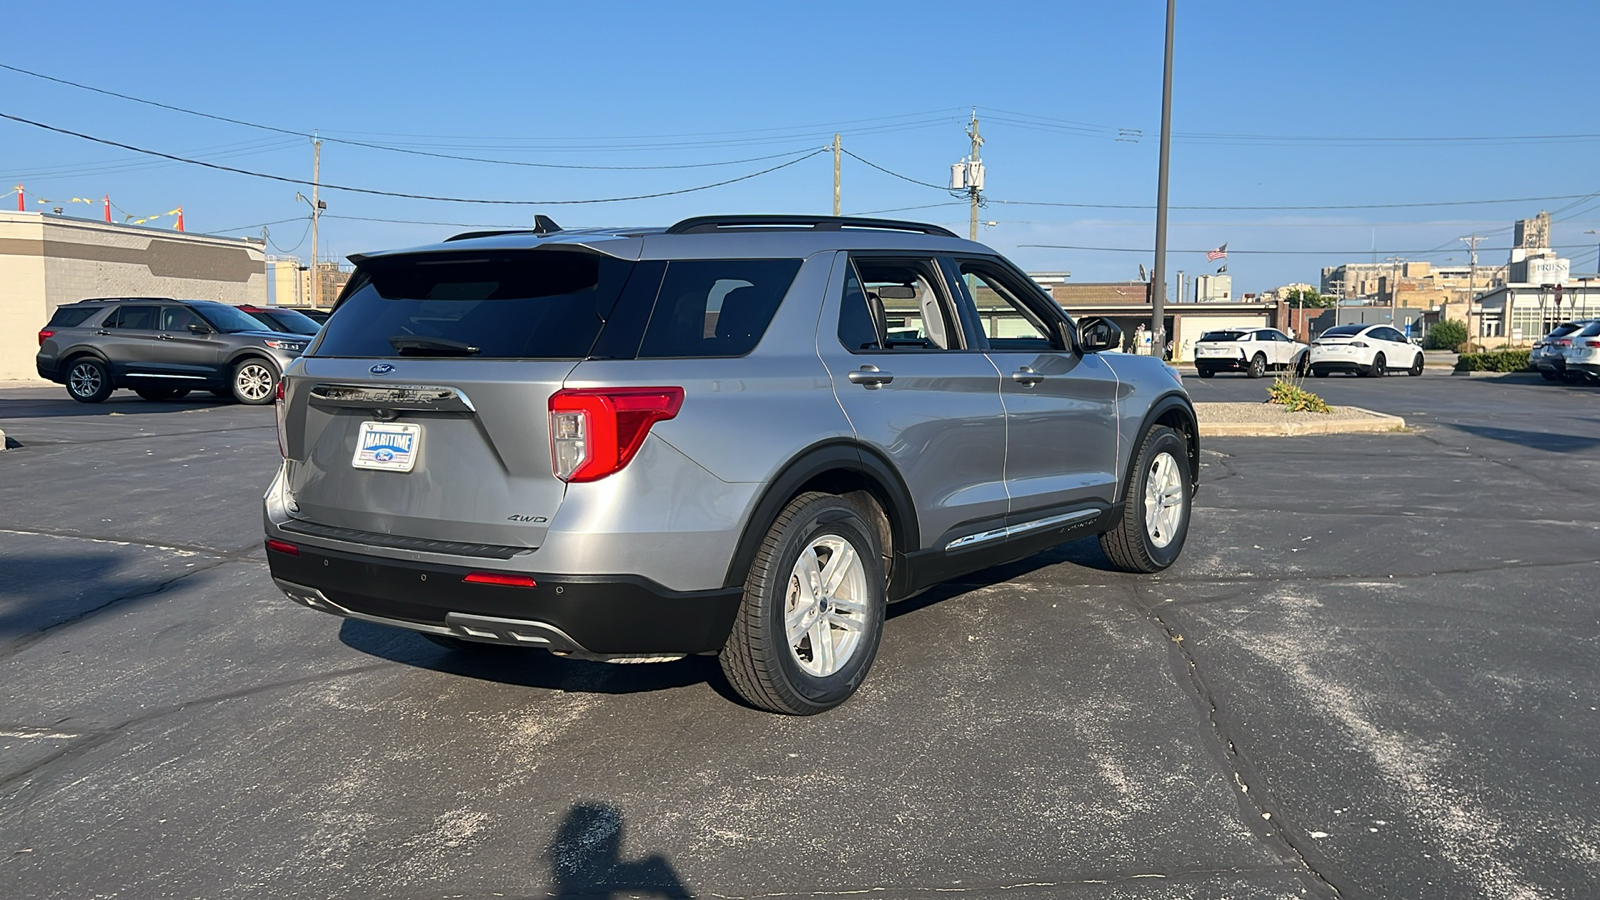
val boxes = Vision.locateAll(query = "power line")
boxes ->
[0,62,953,164]
[1019,242,1597,256]
[0,110,829,205]
[839,149,951,191]
[993,193,1600,211]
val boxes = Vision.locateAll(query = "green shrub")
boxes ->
[1425,319,1468,351]
[1268,375,1332,413]
[1453,349,1531,373]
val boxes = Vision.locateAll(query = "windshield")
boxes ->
[1199,331,1244,342]
[192,301,279,334]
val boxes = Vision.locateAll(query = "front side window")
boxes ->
[161,306,203,332]
[955,261,1058,351]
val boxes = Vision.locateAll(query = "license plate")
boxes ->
[353,421,420,472]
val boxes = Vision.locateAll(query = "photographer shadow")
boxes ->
[548,802,692,899]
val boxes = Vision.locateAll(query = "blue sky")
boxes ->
[5,0,1599,294]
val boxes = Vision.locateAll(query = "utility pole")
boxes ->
[1461,233,1480,340]
[832,134,841,217]
[310,135,322,308]
[1384,256,1404,333]
[1150,0,1176,356]
[966,110,984,241]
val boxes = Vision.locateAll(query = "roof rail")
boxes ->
[445,214,563,243]
[664,215,958,238]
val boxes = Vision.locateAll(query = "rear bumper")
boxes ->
[265,541,741,654]
[1533,356,1565,372]
[1309,359,1368,373]
[1571,362,1600,375]
[1194,355,1246,370]
[36,356,59,382]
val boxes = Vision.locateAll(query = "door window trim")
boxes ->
[944,255,1074,354]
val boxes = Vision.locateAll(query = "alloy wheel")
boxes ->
[784,535,870,677]
[1143,451,1186,549]
[235,363,274,402]
[69,362,103,398]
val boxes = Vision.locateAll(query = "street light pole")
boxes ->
[1150,0,1176,355]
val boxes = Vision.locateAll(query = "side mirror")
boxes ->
[1078,316,1121,354]
[187,322,213,335]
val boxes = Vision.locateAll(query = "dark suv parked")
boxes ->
[37,297,309,404]
[265,215,1198,714]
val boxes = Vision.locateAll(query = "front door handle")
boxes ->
[94,330,111,336]
[1011,367,1045,386]
[846,365,894,387]
[158,333,174,340]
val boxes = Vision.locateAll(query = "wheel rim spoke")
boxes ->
[1144,451,1185,549]
[785,534,871,677]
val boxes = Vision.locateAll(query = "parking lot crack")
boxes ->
[1124,583,1344,899]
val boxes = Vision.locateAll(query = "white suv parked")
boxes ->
[1193,328,1307,378]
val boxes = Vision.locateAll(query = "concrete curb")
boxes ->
[1198,406,1406,437]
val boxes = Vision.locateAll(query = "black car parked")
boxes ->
[37,297,309,404]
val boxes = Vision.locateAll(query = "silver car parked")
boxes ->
[264,215,1199,714]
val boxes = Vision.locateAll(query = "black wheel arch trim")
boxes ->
[1126,391,1200,495]
[721,439,920,595]
[225,351,282,374]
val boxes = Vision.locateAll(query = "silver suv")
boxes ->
[37,297,309,404]
[264,216,1198,714]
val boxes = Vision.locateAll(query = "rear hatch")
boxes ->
[279,246,643,551]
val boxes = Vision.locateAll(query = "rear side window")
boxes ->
[313,250,635,359]
[637,259,801,358]
[108,306,160,330]
[47,307,98,327]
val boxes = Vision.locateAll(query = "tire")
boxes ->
[1562,370,1583,385]
[1408,354,1424,376]
[1312,367,1330,378]
[1540,370,1560,382]
[1196,367,1214,378]
[719,492,887,715]
[230,359,279,405]
[1369,354,1387,377]
[1100,425,1192,573]
[1246,353,1267,379]
[135,386,180,401]
[65,358,113,403]
[1296,353,1311,376]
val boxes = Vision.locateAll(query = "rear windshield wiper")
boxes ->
[387,335,481,356]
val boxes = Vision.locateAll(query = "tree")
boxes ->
[1425,319,1468,351]
[1282,288,1337,308]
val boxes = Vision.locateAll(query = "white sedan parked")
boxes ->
[1308,324,1424,377]
[1561,320,1600,384]
[1193,328,1309,378]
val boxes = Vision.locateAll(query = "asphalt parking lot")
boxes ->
[1,372,1597,900]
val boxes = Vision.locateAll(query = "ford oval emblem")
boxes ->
[370,364,395,376]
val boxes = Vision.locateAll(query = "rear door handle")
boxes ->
[158,333,174,340]
[1012,367,1045,386]
[846,365,894,387]
[94,330,111,336]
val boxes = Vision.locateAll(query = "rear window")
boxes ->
[1578,321,1600,337]
[47,306,98,327]
[1321,325,1367,337]
[1548,323,1581,338]
[637,259,802,358]
[1199,330,1244,342]
[313,250,635,359]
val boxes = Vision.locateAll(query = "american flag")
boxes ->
[1206,243,1228,262]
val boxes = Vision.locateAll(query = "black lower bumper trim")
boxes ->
[266,541,741,654]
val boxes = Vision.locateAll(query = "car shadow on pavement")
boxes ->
[1446,422,1600,453]
[547,802,694,899]
[0,395,236,420]
[337,536,1116,706]
[337,617,736,699]
[889,535,1115,621]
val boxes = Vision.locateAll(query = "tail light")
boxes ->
[1349,341,1368,347]
[266,539,299,556]
[1586,340,1600,348]
[275,379,288,457]
[549,387,684,483]
[463,572,538,588]
[38,329,54,346]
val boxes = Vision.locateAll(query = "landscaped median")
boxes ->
[1194,402,1406,437]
